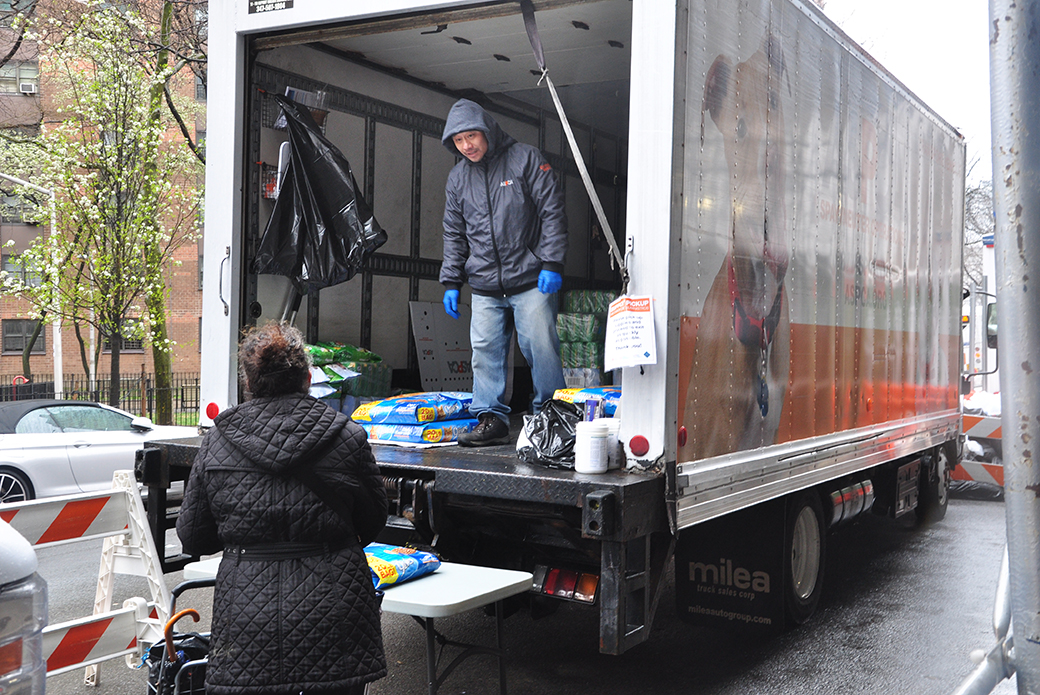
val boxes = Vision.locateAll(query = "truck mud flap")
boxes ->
[674,498,786,636]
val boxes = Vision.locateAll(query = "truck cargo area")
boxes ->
[244,0,630,395]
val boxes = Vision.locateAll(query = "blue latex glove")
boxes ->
[537,270,562,295]
[443,289,460,319]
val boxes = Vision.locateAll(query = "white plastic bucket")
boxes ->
[574,420,609,474]
[594,417,621,470]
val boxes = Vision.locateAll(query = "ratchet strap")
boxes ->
[520,0,629,292]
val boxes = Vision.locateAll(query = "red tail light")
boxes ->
[531,565,599,604]
[550,570,578,599]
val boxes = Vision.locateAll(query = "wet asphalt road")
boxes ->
[40,492,1016,695]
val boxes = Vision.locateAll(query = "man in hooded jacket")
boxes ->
[440,98,568,446]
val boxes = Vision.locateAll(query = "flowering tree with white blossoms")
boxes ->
[0,1,202,408]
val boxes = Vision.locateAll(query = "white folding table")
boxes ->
[183,556,532,695]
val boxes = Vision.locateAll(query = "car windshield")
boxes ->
[21,405,134,434]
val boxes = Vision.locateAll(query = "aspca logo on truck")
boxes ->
[688,557,771,599]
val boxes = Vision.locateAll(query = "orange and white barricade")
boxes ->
[1,470,169,685]
[42,598,155,676]
[963,414,1002,441]
[953,459,1005,487]
[956,414,1005,486]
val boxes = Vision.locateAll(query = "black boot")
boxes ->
[459,413,510,447]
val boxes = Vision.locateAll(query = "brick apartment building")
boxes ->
[0,9,204,382]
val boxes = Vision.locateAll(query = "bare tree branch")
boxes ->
[164,82,204,164]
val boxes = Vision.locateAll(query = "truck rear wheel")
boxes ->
[784,491,826,625]
[916,443,953,525]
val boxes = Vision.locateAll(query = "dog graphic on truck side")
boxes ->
[683,33,792,461]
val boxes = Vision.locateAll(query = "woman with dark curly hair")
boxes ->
[177,321,387,695]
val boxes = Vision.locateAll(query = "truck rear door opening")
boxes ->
[242,0,631,387]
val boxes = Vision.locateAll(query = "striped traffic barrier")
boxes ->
[0,490,130,547]
[43,599,153,676]
[959,414,1004,486]
[953,460,1005,487]
[963,414,1002,440]
[2,471,169,682]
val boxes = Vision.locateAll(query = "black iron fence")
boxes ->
[0,373,201,425]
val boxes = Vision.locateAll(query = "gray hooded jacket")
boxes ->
[439,99,567,296]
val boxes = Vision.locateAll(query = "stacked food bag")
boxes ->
[306,341,393,409]
[557,290,615,388]
[352,391,478,444]
[552,385,621,418]
[306,340,381,366]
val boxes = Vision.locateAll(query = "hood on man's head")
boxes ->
[442,98,514,159]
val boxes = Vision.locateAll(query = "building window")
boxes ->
[2,253,42,286]
[194,74,206,101]
[0,195,36,223]
[0,1,34,28]
[102,336,144,352]
[2,318,44,354]
[0,124,38,138]
[0,61,39,95]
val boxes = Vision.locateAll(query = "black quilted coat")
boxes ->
[176,394,388,695]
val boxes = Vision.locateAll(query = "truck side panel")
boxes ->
[673,0,964,526]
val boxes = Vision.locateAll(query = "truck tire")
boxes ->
[785,491,826,626]
[0,467,33,503]
[916,442,953,525]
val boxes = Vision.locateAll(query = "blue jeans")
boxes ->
[470,288,566,424]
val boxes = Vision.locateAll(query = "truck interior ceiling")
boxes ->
[245,0,632,400]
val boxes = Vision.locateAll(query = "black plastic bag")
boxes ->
[253,94,387,295]
[517,399,583,468]
[950,479,1004,501]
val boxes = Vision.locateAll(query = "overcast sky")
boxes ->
[821,0,992,185]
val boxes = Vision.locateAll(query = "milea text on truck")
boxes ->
[182,0,965,654]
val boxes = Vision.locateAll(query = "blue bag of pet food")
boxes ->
[360,418,478,444]
[352,391,472,424]
[364,543,441,590]
[552,386,621,417]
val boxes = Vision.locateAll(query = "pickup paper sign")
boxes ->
[604,295,657,371]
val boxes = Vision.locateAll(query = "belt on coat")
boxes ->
[223,540,352,561]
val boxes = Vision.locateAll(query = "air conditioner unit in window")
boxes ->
[18,83,36,95]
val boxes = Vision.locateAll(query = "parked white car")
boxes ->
[0,518,46,695]
[0,400,197,503]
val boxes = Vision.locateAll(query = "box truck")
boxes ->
[187,0,965,654]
